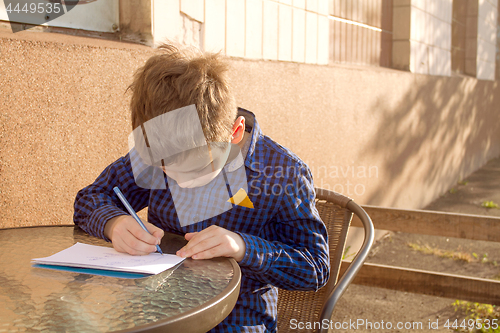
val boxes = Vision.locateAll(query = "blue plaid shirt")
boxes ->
[74,108,329,332]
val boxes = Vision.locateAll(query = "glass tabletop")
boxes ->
[0,226,240,332]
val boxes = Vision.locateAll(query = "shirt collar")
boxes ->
[237,107,265,173]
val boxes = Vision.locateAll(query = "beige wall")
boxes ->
[1,30,499,229]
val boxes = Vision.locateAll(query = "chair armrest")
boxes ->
[317,200,375,333]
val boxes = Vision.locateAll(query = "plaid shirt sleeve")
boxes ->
[236,162,330,292]
[73,154,150,241]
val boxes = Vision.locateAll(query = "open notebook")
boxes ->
[32,242,185,278]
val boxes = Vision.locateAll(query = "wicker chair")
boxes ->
[277,188,375,333]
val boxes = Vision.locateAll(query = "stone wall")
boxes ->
[1,29,499,228]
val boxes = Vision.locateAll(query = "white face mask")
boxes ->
[161,143,232,188]
[128,104,229,190]
[175,169,222,188]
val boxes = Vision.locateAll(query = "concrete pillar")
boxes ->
[392,0,452,76]
[465,0,479,76]
[119,0,153,46]
[497,3,500,80]
[476,0,498,80]
[452,0,467,74]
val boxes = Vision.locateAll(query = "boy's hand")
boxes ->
[104,215,164,256]
[177,225,246,262]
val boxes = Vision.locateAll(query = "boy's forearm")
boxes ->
[236,226,330,291]
[236,163,330,291]
[74,201,129,241]
[104,215,124,240]
[73,154,150,241]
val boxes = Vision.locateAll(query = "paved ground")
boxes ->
[424,157,500,218]
[327,156,500,333]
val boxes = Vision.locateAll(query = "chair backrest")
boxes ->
[277,188,374,333]
[276,189,353,330]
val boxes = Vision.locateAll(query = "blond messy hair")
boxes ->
[128,44,237,144]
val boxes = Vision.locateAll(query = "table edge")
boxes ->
[116,258,241,333]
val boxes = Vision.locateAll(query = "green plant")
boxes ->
[482,201,499,209]
[407,242,474,262]
[408,243,497,267]
[482,253,489,263]
[458,180,469,185]
[453,300,500,333]
[450,188,458,194]
[342,246,355,260]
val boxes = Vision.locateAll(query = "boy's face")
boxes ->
[161,144,231,188]
[160,115,245,189]
[129,103,245,190]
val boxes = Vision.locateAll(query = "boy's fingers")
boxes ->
[120,227,158,254]
[179,228,218,254]
[184,232,198,241]
[178,235,220,258]
[177,226,245,261]
[146,223,164,238]
[126,220,161,245]
[146,224,164,244]
[114,238,152,256]
[107,216,159,255]
[151,230,163,244]
[190,245,225,260]
[186,229,213,245]
[111,230,154,255]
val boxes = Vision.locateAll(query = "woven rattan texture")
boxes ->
[277,199,353,331]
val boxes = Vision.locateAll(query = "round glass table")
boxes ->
[0,225,241,332]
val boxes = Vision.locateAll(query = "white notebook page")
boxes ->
[32,242,185,275]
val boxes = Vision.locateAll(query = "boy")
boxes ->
[74,44,329,332]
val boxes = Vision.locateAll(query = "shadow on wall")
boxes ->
[360,75,500,208]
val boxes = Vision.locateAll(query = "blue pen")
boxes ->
[113,186,164,255]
